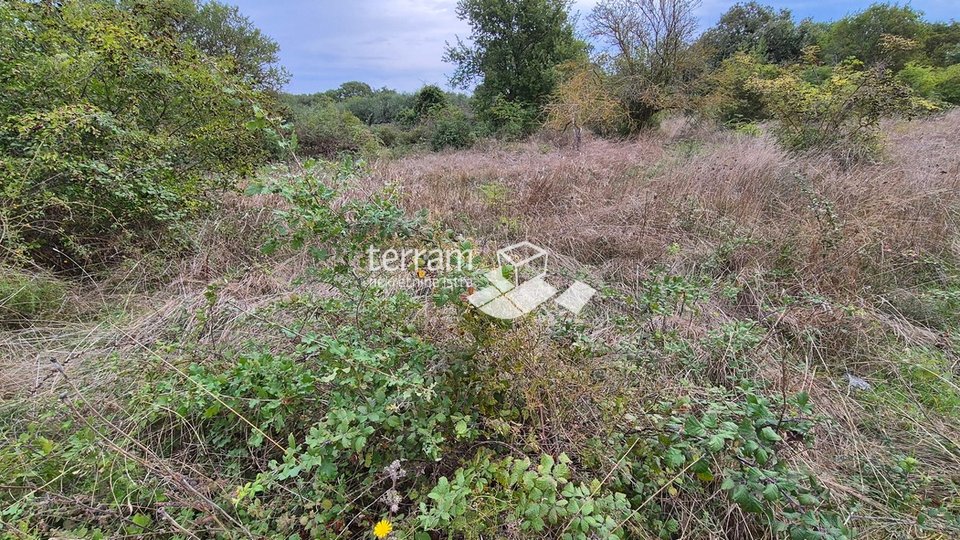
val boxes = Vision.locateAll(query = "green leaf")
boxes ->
[684,416,705,437]
[707,435,725,452]
[760,426,782,442]
[664,448,685,468]
[131,513,152,529]
[731,486,764,514]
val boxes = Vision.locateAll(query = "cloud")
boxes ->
[229,0,469,92]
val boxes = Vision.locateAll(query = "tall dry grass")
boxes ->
[375,111,960,297]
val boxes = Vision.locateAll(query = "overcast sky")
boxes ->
[225,0,958,94]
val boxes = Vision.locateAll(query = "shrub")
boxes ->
[749,57,924,161]
[429,107,475,150]
[0,0,273,270]
[936,65,960,104]
[371,123,404,147]
[342,90,415,124]
[413,84,448,118]
[702,52,780,125]
[289,99,379,157]
[480,94,538,139]
[898,62,960,105]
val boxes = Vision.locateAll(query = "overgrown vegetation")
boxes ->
[2,1,959,539]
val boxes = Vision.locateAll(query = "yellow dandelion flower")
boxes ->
[373,519,393,539]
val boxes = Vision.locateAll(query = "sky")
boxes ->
[225,0,959,94]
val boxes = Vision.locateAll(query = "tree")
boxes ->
[924,22,960,67]
[443,0,585,132]
[821,3,926,69]
[545,60,625,149]
[698,2,814,66]
[180,0,289,91]
[325,81,374,101]
[588,0,703,129]
[413,85,448,117]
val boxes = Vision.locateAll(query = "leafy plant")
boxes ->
[0,0,275,269]
[749,54,926,162]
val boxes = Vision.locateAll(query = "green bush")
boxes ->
[371,123,405,147]
[413,84,448,118]
[480,94,538,139]
[0,0,274,270]
[899,62,960,105]
[342,90,415,124]
[429,107,475,151]
[749,58,925,161]
[288,98,379,157]
[702,52,779,124]
[936,65,960,104]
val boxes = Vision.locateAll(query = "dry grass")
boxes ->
[375,111,960,293]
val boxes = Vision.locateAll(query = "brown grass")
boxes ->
[375,111,960,295]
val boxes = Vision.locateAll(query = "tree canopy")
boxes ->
[443,0,585,131]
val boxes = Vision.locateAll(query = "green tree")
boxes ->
[443,0,585,133]
[325,81,375,101]
[413,85,448,117]
[821,3,926,69]
[923,21,960,67]
[180,0,289,91]
[699,2,815,66]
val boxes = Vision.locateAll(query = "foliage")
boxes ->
[479,94,540,139]
[324,80,375,101]
[343,89,416,125]
[180,0,289,91]
[923,21,960,67]
[413,85,449,118]
[588,0,704,129]
[418,451,631,538]
[444,0,586,132]
[429,107,476,151]
[643,387,849,539]
[820,3,926,69]
[897,62,960,105]
[698,2,816,66]
[0,0,275,270]
[749,57,923,161]
[286,97,379,157]
[700,52,780,124]
[545,60,626,142]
